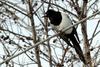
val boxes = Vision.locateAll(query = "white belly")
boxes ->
[56,13,73,34]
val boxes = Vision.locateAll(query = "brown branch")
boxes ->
[81,0,92,66]
[28,0,41,67]
[44,17,52,67]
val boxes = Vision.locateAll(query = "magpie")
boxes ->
[44,9,86,64]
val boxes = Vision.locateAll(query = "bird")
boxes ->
[44,9,86,64]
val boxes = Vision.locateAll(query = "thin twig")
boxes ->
[90,21,100,45]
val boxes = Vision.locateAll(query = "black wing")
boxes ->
[59,27,86,64]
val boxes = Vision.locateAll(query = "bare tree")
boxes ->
[0,0,100,67]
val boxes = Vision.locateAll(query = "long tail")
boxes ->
[69,32,86,64]
[60,27,86,64]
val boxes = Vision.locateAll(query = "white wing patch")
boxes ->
[56,13,73,34]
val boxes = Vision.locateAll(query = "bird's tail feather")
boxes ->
[70,34,86,64]
[60,33,86,64]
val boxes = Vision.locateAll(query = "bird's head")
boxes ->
[43,9,62,25]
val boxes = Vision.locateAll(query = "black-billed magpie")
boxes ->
[44,9,86,64]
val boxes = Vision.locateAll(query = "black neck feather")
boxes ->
[49,12,62,26]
